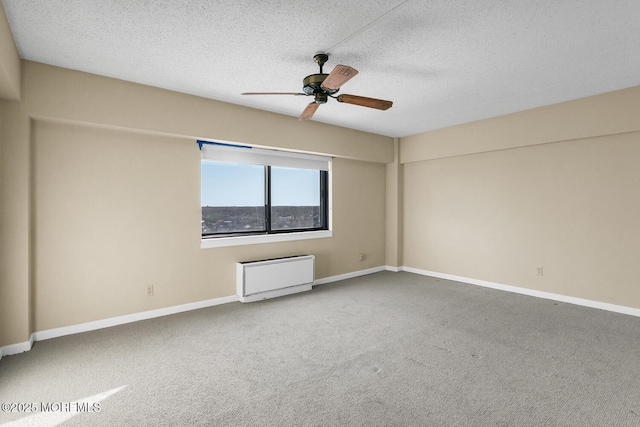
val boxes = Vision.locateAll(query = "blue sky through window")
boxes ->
[271,167,319,206]
[202,162,320,207]
[201,162,263,207]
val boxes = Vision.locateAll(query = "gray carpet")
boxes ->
[1,271,639,426]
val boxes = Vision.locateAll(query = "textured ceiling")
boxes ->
[3,0,640,137]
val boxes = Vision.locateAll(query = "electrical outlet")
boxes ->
[146,284,154,296]
[536,267,544,276]
[359,253,366,262]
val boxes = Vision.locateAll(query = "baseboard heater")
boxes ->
[236,255,315,303]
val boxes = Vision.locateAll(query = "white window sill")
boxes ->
[201,230,332,249]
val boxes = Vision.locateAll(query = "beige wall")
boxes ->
[22,61,393,164]
[402,86,640,309]
[0,101,32,347]
[0,60,392,346]
[0,0,24,348]
[0,100,2,349]
[32,121,386,330]
[401,86,640,162]
[0,5,20,101]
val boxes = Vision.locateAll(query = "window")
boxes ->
[199,141,331,247]
[201,162,266,234]
[270,167,322,231]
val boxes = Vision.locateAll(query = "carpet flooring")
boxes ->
[1,271,639,426]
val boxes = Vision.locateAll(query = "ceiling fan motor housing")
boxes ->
[303,74,338,98]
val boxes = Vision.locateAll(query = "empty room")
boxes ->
[1,1,639,425]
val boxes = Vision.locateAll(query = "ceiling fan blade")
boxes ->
[336,94,393,110]
[321,65,358,91]
[241,92,307,96]
[298,102,320,121]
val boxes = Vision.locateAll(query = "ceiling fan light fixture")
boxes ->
[314,92,328,104]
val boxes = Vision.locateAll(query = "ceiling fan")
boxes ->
[242,52,393,121]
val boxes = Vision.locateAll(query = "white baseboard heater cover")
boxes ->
[237,255,315,302]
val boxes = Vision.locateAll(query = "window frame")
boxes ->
[199,141,332,248]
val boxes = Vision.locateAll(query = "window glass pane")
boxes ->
[201,162,265,234]
[270,167,321,230]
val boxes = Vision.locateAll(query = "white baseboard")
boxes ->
[314,266,387,285]
[401,266,640,318]
[0,295,238,358]
[33,295,239,342]
[0,335,34,358]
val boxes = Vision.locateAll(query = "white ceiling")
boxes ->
[3,0,640,138]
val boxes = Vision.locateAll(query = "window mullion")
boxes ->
[320,170,328,229]
[265,165,272,233]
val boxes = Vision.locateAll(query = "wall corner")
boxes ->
[385,137,403,267]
